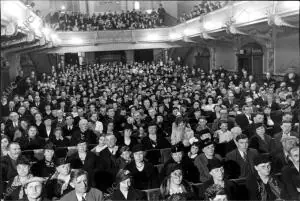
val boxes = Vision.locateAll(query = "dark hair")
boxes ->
[16,156,31,166]
[235,134,248,142]
[70,169,88,183]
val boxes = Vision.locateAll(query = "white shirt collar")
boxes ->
[75,193,87,201]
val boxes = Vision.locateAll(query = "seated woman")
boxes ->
[249,123,274,154]
[171,117,194,147]
[202,158,239,200]
[246,154,284,201]
[116,146,132,171]
[4,156,33,201]
[187,138,201,163]
[31,143,56,178]
[194,138,222,183]
[201,96,216,113]
[160,164,196,201]
[110,169,146,200]
[1,135,10,156]
[18,125,46,150]
[50,127,70,157]
[117,124,138,151]
[125,144,159,190]
[45,157,73,200]
[91,134,107,156]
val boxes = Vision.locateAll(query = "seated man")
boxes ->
[1,142,22,182]
[60,169,104,201]
[225,134,258,179]
[281,145,300,200]
[272,121,299,154]
[22,177,50,201]
[271,135,299,173]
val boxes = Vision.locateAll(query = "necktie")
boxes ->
[82,196,86,201]
[243,152,248,161]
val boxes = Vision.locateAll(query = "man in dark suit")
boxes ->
[60,169,104,201]
[225,134,259,179]
[271,135,299,173]
[62,114,77,139]
[246,112,265,138]
[4,112,21,140]
[223,92,240,110]
[272,121,299,154]
[67,140,101,187]
[95,133,119,193]
[33,95,45,114]
[235,105,253,133]
[1,142,22,181]
[70,119,97,146]
[281,146,300,200]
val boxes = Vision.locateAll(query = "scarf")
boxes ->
[257,175,282,201]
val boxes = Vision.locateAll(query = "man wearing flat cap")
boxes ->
[246,154,284,201]
[21,177,50,201]
[125,144,159,190]
[160,143,198,183]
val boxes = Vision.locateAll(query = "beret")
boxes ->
[253,154,271,166]
[200,138,214,150]
[207,158,223,172]
[132,144,145,153]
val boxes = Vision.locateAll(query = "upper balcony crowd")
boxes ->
[27,2,228,32]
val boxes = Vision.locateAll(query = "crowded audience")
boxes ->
[0,59,300,201]
[179,1,228,23]
[46,8,165,32]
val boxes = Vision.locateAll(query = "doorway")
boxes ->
[237,43,263,76]
[134,49,154,63]
[195,48,210,73]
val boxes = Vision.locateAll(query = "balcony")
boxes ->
[2,1,299,53]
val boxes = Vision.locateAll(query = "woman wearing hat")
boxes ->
[187,137,201,163]
[117,124,138,151]
[45,157,73,200]
[202,158,239,200]
[125,144,159,190]
[31,143,56,178]
[249,123,274,154]
[246,154,284,201]
[160,143,198,183]
[193,138,222,183]
[4,156,34,201]
[109,169,146,200]
[160,164,196,201]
